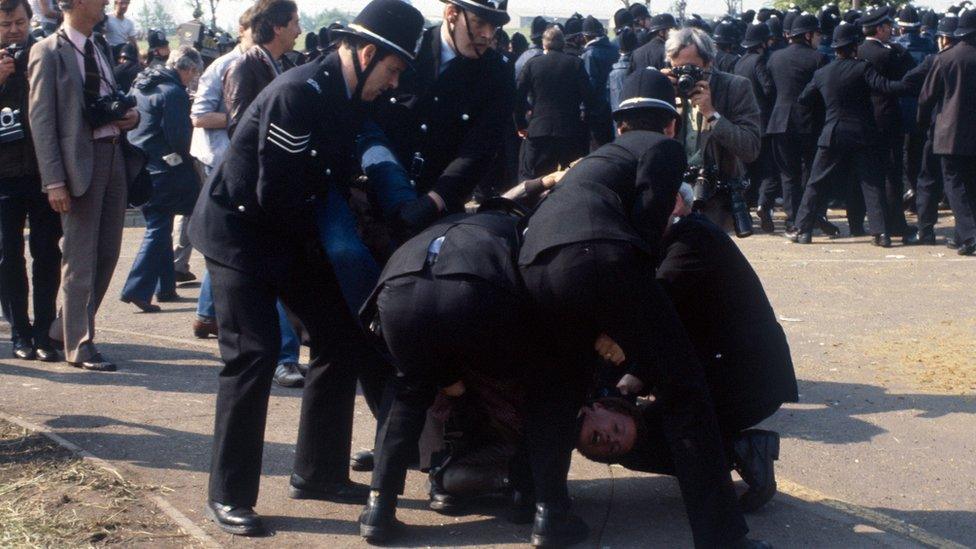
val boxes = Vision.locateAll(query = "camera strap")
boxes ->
[56,31,119,95]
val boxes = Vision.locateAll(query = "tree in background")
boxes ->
[772,0,862,13]
[135,0,177,34]
[299,8,352,35]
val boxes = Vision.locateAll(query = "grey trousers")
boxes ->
[173,214,192,275]
[50,141,127,362]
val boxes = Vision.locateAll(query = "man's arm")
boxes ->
[797,77,820,107]
[514,59,531,131]
[223,57,257,137]
[755,57,775,101]
[707,76,761,163]
[27,43,67,189]
[863,64,912,96]
[161,87,193,157]
[192,60,229,129]
[254,81,314,221]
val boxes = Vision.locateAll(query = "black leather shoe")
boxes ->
[204,501,265,536]
[273,362,304,388]
[732,429,780,513]
[849,224,867,237]
[428,477,461,514]
[728,537,774,549]
[350,449,375,472]
[174,271,197,284]
[957,239,976,256]
[13,338,36,360]
[359,491,401,543]
[34,345,61,363]
[68,354,116,372]
[757,206,774,233]
[904,228,936,245]
[903,188,917,213]
[531,504,589,547]
[121,297,160,313]
[900,225,919,245]
[946,237,960,250]
[509,489,536,524]
[872,234,892,248]
[817,216,840,236]
[289,475,369,503]
[784,229,812,244]
[155,291,181,303]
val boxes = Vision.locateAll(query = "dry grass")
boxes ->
[0,420,195,548]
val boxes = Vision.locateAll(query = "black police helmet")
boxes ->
[766,16,784,37]
[613,67,679,121]
[317,27,331,50]
[897,5,922,28]
[304,32,318,52]
[618,27,638,52]
[614,8,634,33]
[583,15,605,37]
[441,0,510,27]
[330,0,426,63]
[741,23,771,48]
[937,13,959,37]
[922,10,941,30]
[789,13,821,37]
[956,9,976,37]
[629,3,651,20]
[564,14,584,36]
[713,21,738,44]
[858,6,894,28]
[831,21,861,48]
[648,13,677,33]
[147,29,168,49]
[530,15,549,40]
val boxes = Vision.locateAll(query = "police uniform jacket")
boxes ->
[188,53,357,281]
[857,38,916,134]
[918,41,976,156]
[714,50,741,73]
[766,42,828,135]
[628,35,666,73]
[361,210,523,322]
[515,50,591,138]
[376,25,516,213]
[518,130,686,266]
[656,213,798,418]
[798,57,911,149]
[733,51,775,133]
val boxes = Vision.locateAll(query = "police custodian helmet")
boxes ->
[329,0,426,63]
[613,67,679,121]
[441,0,511,27]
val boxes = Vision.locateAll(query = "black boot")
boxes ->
[359,491,401,543]
[350,449,375,472]
[784,228,812,244]
[872,234,893,248]
[205,501,265,536]
[530,503,589,547]
[732,429,780,513]
[428,472,461,514]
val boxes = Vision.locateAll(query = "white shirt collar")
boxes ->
[439,23,457,71]
[865,36,891,48]
[584,37,600,48]
[62,23,91,48]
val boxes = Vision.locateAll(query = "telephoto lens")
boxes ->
[729,189,754,238]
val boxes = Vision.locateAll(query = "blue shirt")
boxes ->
[189,46,244,168]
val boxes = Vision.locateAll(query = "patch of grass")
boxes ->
[0,420,193,547]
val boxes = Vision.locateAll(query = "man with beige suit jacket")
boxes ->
[28,0,139,371]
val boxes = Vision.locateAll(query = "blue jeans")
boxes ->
[121,207,176,302]
[277,301,299,364]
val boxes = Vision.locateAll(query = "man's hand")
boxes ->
[47,186,71,213]
[113,108,139,131]
[595,333,626,366]
[616,374,645,396]
[690,80,716,119]
[541,168,568,189]
[0,55,15,86]
[442,380,465,397]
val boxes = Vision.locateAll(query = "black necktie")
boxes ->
[83,39,101,104]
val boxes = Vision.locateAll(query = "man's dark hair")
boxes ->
[862,25,879,37]
[616,108,677,134]
[834,43,857,58]
[576,397,648,464]
[0,0,33,20]
[250,0,297,45]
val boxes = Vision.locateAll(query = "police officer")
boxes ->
[767,13,829,231]
[376,0,514,219]
[713,21,742,73]
[517,68,753,548]
[515,15,547,78]
[580,15,617,148]
[858,6,918,241]
[628,2,652,46]
[187,0,426,535]
[787,22,912,247]
[629,12,676,72]
[895,5,937,211]
[918,9,976,255]
[734,23,779,232]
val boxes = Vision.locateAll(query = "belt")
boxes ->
[93,135,122,144]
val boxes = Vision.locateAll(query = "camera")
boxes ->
[177,20,237,67]
[684,165,754,238]
[672,64,706,98]
[0,107,24,143]
[2,43,25,63]
[87,90,136,128]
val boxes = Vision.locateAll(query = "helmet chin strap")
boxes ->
[350,43,382,103]
[447,8,485,60]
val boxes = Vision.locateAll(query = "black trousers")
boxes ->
[772,132,817,223]
[880,130,910,234]
[915,133,944,234]
[796,144,889,236]
[206,250,370,507]
[0,182,62,345]
[520,241,747,547]
[370,271,526,494]
[941,155,976,244]
[518,135,584,182]
[749,135,781,210]
[904,128,925,196]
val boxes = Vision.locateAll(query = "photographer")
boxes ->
[0,0,62,362]
[663,27,760,234]
[28,0,140,372]
[119,46,202,312]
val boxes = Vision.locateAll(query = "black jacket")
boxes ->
[628,35,667,73]
[515,50,591,138]
[714,50,741,74]
[918,40,976,156]
[223,45,294,137]
[376,25,516,213]
[857,38,916,134]
[766,42,828,135]
[518,130,686,265]
[0,36,37,185]
[733,51,775,132]
[656,213,798,415]
[188,54,358,281]
[798,57,911,149]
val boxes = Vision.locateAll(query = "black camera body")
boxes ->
[177,20,237,67]
[684,165,753,238]
[2,43,25,63]
[0,107,25,143]
[672,64,706,98]
[88,90,136,129]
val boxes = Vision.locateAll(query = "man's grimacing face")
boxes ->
[577,403,638,460]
